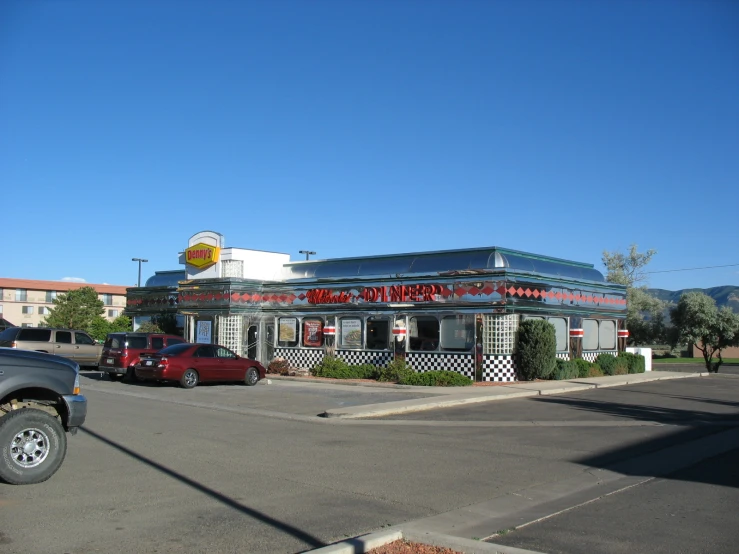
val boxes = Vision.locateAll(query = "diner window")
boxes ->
[409,316,439,351]
[599,320,616,350]
[583,319,616,350]
[16,289,28,302]
[366,318,390,350]
[277,317,299,347]
[440,315,474,352]
[46,291,57,302]
[549,317,568,351]
[22,306,34,314]
[339,318,362,348]
[302,318,324,348]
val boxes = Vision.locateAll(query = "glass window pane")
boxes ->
[75,332,95,345]
[196,345,215,357]
[409,316,439,351]
[151,337,164,350]
[599,320,616,350]
[548,318,568,351]
[582,319,599,350]
[440,315,474,352]
[56,331,72,344]
[302,319,324,348]
[366,319,390,350]
[277,318,299,347]
[339,318,362,348]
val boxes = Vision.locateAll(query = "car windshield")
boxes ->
[159,343,192,356]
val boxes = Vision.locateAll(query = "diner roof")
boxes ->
[280,247,605,283]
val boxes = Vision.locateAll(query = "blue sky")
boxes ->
[2,0,737,291]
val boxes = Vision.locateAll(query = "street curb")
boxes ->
[304,530,402,553]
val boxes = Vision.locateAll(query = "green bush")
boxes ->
[613,357,629,375]
[399,370,472,387]
[595,353,618,376]
[516,319,557,381]
[552,359,579,380]
[312,356,378,379]
[618,352,646,374]
[587,364,604,377]
[573,358,591,378]
[378,358,414,382]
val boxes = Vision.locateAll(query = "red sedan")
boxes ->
[134,343,266,389]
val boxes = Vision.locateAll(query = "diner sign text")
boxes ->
[306,284,443,305]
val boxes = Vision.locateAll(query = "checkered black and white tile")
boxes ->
[336,350,394,366]
[556,353,571,361]
[582,351,617,363]
[274,348,324,370]
[406,353,475,379]
[481,355,517,382]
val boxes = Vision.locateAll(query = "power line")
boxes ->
[646,263,739,275]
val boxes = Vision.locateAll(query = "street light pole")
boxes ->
[132,258,148,287]
[299,250,316,260]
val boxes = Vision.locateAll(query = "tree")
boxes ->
[602,244,668,346]
[670,292,739,372]
[88,314,132,342]
[42,287,104,330]
[516,319,557,380]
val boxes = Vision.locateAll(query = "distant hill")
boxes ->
[648,286,739,313]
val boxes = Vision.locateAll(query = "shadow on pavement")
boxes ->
[79,426,326,550]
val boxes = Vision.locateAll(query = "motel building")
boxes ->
[125,231,629,382]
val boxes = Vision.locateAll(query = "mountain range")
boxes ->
[648,286,739,314]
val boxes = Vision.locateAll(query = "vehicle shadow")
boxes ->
[79,426,326,551]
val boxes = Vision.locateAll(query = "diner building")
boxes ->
[125,231,628,382]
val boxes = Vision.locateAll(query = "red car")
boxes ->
[134,343,266,389]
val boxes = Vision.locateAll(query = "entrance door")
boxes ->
[261,323,275,365]
[247,325,258,360]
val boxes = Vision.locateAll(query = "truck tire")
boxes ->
[0,408,68,485]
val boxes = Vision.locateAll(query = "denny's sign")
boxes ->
[185,243,221,269]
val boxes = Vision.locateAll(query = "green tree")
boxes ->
[42,286,104,330]
[670,292,739,372]
[87,314,132,342]
[516,319,557,380]
[602,244,668,345]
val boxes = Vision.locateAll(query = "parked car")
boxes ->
[0,348,87,484]
[135,343,266,389]
[99,332,187,382]
[0,327,102,369]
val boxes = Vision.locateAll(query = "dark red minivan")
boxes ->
[100,333,187,381]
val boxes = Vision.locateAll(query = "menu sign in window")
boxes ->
[340,319,362,348]
[278,318,298,346]
[303,320,323,347]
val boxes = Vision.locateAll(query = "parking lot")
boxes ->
[1,373,738,554]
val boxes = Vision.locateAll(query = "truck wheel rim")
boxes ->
[11,427,51,468]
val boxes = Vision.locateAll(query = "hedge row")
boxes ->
[311,356,472,387]
[551,352,646,381]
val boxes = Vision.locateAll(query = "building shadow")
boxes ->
[80,426,326,551]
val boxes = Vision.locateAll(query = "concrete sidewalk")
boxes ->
[316,371,708,419]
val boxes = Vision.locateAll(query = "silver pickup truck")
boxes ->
[0,348,87,485]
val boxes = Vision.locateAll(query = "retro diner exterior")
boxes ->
[125,231,628,382]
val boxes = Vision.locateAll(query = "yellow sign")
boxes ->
[185,243,221,269]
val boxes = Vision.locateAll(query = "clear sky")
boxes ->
[2,0,737,291]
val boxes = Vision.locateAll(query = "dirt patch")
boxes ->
[367,539,463,553]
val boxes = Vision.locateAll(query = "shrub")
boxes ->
[595,353,618,376]
[312,357,378,379]
[552,359,579,380]
[378,358,414,382]
[267,357,291,375]
[618,352,646,374]
[573,358,591,378]
[399,370,472,387]
[516,319,557,381]
[613,357,629,375]
[587,365,604,377]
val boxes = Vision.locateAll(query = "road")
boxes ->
[0,373,737,554]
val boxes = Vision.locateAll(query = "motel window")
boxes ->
[46,291,57,302]
[339,318,362,349]
[366,318,390,350]
[277,317,299,347]
[101,294,113,305]
[440,315,474,352]
[0,305,3,314]
[21,323,33,328]
[109,309,119,317]
[583,319,616,350]
[302,318,324,348]
[16,289,28,302]
[409,316,439,351]
[22,306,34,315]
[56,331,72,344]
[38,306,48,315]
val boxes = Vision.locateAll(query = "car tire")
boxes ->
[108,373,123,382]
[180,369,199,389]
[244,367,259,386]
[123,366,138,383]
[0,408,68,485]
